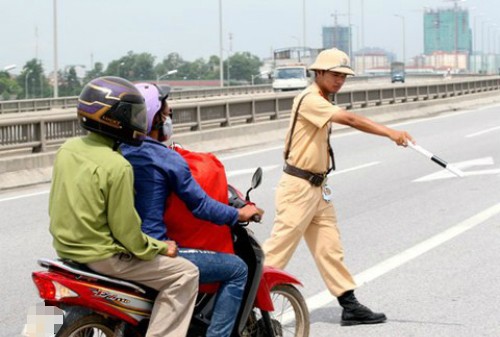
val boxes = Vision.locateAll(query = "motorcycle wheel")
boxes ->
[244,284,310,337]
[55,312,116,337]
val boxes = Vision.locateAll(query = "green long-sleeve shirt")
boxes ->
[49,133,167,264]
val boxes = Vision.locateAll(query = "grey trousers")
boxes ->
[87,254,199,337]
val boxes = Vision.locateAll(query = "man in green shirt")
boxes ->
[49,76,199,337]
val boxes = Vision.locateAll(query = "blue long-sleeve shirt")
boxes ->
[121,138,238,241]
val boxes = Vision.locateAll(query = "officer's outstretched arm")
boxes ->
[331,109,414,146]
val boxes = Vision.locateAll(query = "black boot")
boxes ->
[337,290,387,326]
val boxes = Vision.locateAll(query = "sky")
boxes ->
[1,0,499,75]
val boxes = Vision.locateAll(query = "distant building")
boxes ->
[353,48,394,74]
[322,26,351,55]
[424,51,469,72]
[424,7,472,55]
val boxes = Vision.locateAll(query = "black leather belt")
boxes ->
[283,163,326,187]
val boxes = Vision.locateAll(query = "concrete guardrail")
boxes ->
[1,77,499,154]
[0,74,463,115]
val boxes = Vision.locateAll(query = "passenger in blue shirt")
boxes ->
[121,83,262,337]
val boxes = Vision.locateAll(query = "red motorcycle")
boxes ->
[31,168,310,337]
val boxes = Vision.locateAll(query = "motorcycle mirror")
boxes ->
[246,167,263,201]
[251,167,263,189]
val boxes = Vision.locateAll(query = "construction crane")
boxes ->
[330,10,349,51]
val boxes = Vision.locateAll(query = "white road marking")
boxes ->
[413,157,500,182]
[0,162,378,201]
[0,190,49,203]
[328,161,380,177]
[281,202,500,323]
[219,146,284,161]
[465,125,500,138]
[271,161,380,191]
[226,165,280,178]
[220,104,498,162]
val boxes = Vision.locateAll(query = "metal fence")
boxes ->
[1,77,499,153]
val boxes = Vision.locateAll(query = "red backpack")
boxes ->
[163,147,234,254]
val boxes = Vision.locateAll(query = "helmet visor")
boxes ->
[112,101,147,132]
[128,102,147,131]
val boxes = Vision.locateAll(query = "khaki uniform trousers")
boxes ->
[263,173,357,297]
[87,253,199,337]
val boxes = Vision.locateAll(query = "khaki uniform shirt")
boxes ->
[49,133,167,264]
[285,82,341,173]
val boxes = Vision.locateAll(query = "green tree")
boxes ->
[59,66,82,97]
[155,53,186,81]
[155,53,221,81]
[106,51,156,81]
[206,55,221,79]
[16,59,49,99]
[224,52,262,84]
[0,71,22,100]
[133,52,156,81]
[83,62,105,84]
[178,58,213,81]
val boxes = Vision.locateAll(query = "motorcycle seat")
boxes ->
[38,258,148,294]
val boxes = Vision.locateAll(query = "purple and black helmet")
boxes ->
[77,76,147,146]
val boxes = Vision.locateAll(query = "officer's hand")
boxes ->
[238,204,264,222]
[390,130,414,147]
[162,240,178,257]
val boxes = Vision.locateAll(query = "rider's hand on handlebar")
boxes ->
[238,204,264,222]
[162,240,179,257]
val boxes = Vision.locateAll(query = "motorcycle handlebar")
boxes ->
[228,184,262,224]
[251,214,262,223]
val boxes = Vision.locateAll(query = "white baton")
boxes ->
[407,142,464,177]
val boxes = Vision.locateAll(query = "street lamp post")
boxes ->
[3,64,16,72]
[302,0,306,48]
[481,19,490,73]
[156,69,178,84]
[473,14,483,73]
[25,70,32,99]
[394,15,406,65]
[227,33,233,86]
[53,0,59,98]
[251,72,269,86]
[487,23,497,73]
[226,54,231,87]
[360,0,365,74]
[251,74,259,86]
[219,0,224,88]
[487,23,497,54]
[40,73,44,98]
[453,2,458,71]
[347,0,352,60]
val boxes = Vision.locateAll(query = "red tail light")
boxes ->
[32,273,56,300]
[32,272,78,300]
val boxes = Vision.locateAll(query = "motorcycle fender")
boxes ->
[254,266,303,311]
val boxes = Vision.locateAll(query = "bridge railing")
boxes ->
[0,74,470,115]
[0,84,273,115]
[1,77,499,154]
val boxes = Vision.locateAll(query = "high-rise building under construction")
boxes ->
[423,7,472,55]
[322,26,351,55]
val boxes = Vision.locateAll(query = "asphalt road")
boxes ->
[1,102,499,337]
